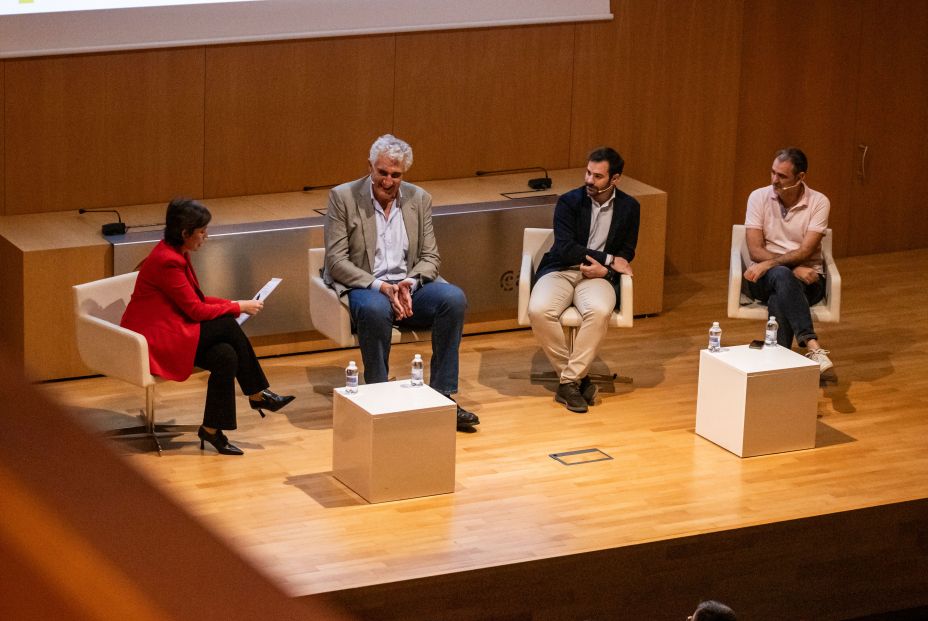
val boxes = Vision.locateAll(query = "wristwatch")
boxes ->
[605,266,618,283]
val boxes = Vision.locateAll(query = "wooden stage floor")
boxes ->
[42,249,928,620]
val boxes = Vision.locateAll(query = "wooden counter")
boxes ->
[0,169,665,380]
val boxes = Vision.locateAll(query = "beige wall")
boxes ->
[2,0,926,273]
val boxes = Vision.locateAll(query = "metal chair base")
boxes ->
[509,370,633,385]
[104,386,199,455]
[105,423,200,455]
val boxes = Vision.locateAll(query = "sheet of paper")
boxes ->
[236,277,282,325]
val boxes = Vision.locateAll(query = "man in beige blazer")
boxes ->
[323,134,479,432]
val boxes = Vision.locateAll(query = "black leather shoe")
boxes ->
[578,376,597,406]
[248,389,295,418]
[456,404,480,432]
[198,426,244,456]
[556,382,588,413]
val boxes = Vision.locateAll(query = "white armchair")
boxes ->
[727,224,841,322]
[72,272,198,454]
[517,228,633,382]
[308,248,430,348]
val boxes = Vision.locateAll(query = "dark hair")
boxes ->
[588,146,625,177]
[775,147,808,175]
[693,600,737,621]
[163,198,211,247]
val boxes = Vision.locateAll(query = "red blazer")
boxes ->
[120,240,240,381]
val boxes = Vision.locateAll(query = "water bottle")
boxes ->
[765,316,779,347]
[708,321,722,352]
[411,354,424,386]
[345,360,359,393]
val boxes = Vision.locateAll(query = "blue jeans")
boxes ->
[747,266,826,347]
[347,281,467,395]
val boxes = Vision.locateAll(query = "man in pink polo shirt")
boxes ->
[743,147,834,375]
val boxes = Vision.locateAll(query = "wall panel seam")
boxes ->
[565,23,577,169]
[201,46,208,200]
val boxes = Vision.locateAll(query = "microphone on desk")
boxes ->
[78,208,127,236]
[475,166,552,191]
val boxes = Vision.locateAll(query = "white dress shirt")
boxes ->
[369,183,418,291]
[588,189,616,265]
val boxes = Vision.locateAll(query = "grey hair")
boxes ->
[369,134,414,170]
[774,147,808,175]
[693,600,737,621]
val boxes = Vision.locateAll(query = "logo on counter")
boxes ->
[499,270,517,292]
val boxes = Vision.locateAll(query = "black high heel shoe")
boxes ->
[198,426,244,456]
[248,389,295,418]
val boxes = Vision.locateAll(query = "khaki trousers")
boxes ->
[527,270,615,384]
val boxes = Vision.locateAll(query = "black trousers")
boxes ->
[194,316,268,430]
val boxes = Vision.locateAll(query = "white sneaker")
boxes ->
[806,348,834,374]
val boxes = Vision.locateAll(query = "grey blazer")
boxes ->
[323,176,442,296]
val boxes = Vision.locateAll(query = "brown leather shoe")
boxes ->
[578,376,597,405]
[555,382,588,413]
[455,403,480,432]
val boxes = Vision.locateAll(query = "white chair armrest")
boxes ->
[517,253,534,327]
[308,249,356,347]
[727,246,745,319]
[822,252,841,322]
[75,315,153,388]
[613,274,634,327]
[308,273,356,348]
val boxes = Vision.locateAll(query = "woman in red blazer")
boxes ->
[121,198,294,455]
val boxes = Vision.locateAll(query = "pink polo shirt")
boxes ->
[744,182,830,273]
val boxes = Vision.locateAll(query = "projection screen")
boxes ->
[0,0,613,59]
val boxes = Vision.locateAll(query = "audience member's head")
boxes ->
[689,599,737,621]
[588,146,625,177]
[369,134,414,171]
[164,198,211,248]
[774,146,808,175]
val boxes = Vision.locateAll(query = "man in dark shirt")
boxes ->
[528,147,639,413]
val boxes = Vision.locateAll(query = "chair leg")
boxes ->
[149,385,200,451]
[103,395,148,438]
[103,384,198,455]
[519,326,579,383]
[145,384,156,434]
[570,325,633,384]
[143,385,163,455]
[513,326,633,385]
[148,381,198,453]
[516,368,631,384]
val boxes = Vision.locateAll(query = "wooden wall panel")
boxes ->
[848,0,928,256]
[733,1,862,258]
[393,25,575,182]
[0,236,23,366]
[0,61,4,217]
[4,48,205,214]
[204,36,395,197]
[3,3,925,269]
[571,0,743,274]
[23,247,113,380]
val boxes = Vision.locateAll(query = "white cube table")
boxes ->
[333,380,457,503]
[695,345,819,457]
